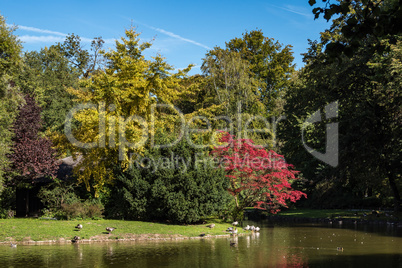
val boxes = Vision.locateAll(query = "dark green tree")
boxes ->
[105,135,231,223]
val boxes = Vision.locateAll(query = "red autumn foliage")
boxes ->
[211,132,306,214]
[9,95,59,183]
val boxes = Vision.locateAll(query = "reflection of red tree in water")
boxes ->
[275,249,309,268]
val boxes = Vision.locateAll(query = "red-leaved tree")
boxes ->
[10,95,59,184]
[211,132,306,219]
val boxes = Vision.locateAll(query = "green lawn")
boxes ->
[0,218,244,242]
[276,208,399,220]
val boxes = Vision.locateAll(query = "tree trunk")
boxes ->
[25,188,30,217]
[388,174,401,213]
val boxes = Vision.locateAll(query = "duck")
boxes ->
[206,224,215,228]
[232,221,239,226]
[243,225,250,231]
[254,227,260,232]
[106,227,116,234]
[250,226,255,231]
[75,224,83,230]
[71,236,80,243]
[226,227,234,232]
[10,242,17,248]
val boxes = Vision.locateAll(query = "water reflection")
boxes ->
[1,222,401,267]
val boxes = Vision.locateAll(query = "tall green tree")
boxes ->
[17,46,78,132]
[56,28,191,195]
[279,1,401,211]
[0,14,24,192]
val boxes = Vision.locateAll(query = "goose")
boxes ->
[206,224,215,228]
[106,227,116,234]
[75,224,83,230]
[10,242,17,248]
[232,221,238,226]
[230,228,238,235]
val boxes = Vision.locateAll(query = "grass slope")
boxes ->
[0,218,245,242]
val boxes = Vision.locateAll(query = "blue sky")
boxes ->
[1,0,330,74]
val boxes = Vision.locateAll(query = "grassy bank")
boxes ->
[276,208,401,221]
[0,218,245,243]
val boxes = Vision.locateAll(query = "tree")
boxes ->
[17,46,79,132]
[9,95,59,216]
[56,28,191,195]
[105,134,231,223]
[10,95,59,183]
[0,14,24,192]
[278,1,401,211]
[211,132,306,220]
[309,0,402,56]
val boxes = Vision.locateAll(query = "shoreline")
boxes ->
[0,232,248,246]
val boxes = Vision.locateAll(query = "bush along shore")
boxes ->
[0,218,250,245]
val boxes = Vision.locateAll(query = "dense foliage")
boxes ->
[211,132,306,220]
[105,136,231,223]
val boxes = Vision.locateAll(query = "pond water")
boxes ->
[1,221,401,268]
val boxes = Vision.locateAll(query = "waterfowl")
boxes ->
[243,225,250,231]
[230,228,238,235]
[226,227,234,232]
[106,227,116,234]
[75,224,83,230]
[250,226,255,231]
[206,224,215,228]
[232,221,238,226]
[254,227,260,232]
[10,242,17,248]
[71,236,80,243]
[200,233,206,237]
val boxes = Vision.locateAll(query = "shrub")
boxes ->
[105,137,231,224]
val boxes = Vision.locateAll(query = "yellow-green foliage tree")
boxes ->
[56,28,191,195]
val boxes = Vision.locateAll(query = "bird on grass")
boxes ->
[206,224,215,228]
[250,226,255,231]
[200,233,206,237]
[243,225,250,231]
[232,221,238,226]
[229,228,238,235]
[10,242,17,248]
[226,227,234,232]
[71,236,80,243]
[75,224,83,230]
[106,227,116,234]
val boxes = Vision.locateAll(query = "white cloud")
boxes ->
[13,24,116,45]
[269,4,312,18]
[17,25,67,36]
[131,20,211,50]
[150,26,211,50]
[18,35,65,43]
